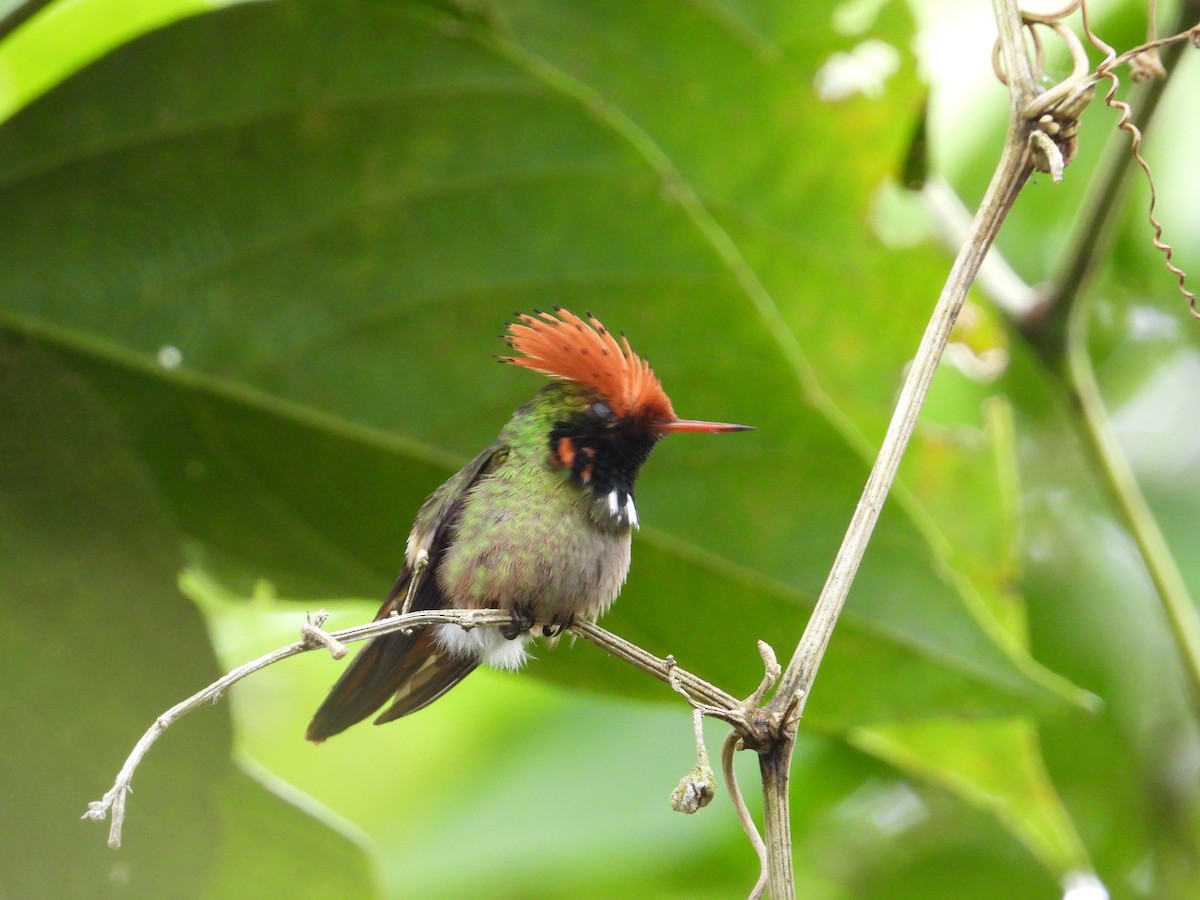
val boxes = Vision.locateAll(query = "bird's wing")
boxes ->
[305,443,507,742]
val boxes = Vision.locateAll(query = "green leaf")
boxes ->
[0,1,1137,894]
[210,765,378,897]
[1007,331,1200,894]
[0,0,1082,729]
[0,338,227,897]
[0,0,211,121]
[850,719,1089,879]
[0,337,374,897]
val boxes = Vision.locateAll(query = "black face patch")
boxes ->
[549,403,661,503]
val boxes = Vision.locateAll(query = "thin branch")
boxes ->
[723,731,768,900]
[569,618,742,713]
[299,610,347,659]
[739,7,1042,895]
[920,178,1040,319]
[85,606,741,849]
[1006,18,1091,121]
[758,742,796,899]
[1066,299,1200,703]
[769,5,1035,724]
[992,0,1042,112]
[84,606,517,848]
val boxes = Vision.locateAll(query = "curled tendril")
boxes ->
[998,0,1198,317]
[992,22,1044,86]
[1078,2,1197,317]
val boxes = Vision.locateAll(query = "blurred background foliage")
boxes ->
[1,0,1198,897]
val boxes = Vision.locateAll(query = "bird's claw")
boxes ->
[501,605,535,640]
[541,613,575,638]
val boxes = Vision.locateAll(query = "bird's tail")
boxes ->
[305,627,478,742]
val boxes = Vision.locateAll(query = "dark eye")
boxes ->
[589,401,614,422]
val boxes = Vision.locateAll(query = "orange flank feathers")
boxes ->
[502,308,676,422]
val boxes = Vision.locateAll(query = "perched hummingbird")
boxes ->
[306,308,749,742]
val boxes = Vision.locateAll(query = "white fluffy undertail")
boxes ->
[433,623,531,670]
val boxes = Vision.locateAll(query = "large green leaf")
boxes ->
[0,0,1081,727]
[10,1,1162,895]
[850,719,1087,878]
[0,337,227,896]
[209,765,378,897]
[0,0,212,121]
[0,339,373,897]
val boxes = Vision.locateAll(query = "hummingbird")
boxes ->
[306,308,750,742]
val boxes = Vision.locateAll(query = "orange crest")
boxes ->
[502,309,676,421]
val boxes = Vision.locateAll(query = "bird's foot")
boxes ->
[500,604,535,640]
[542,613,575,638]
